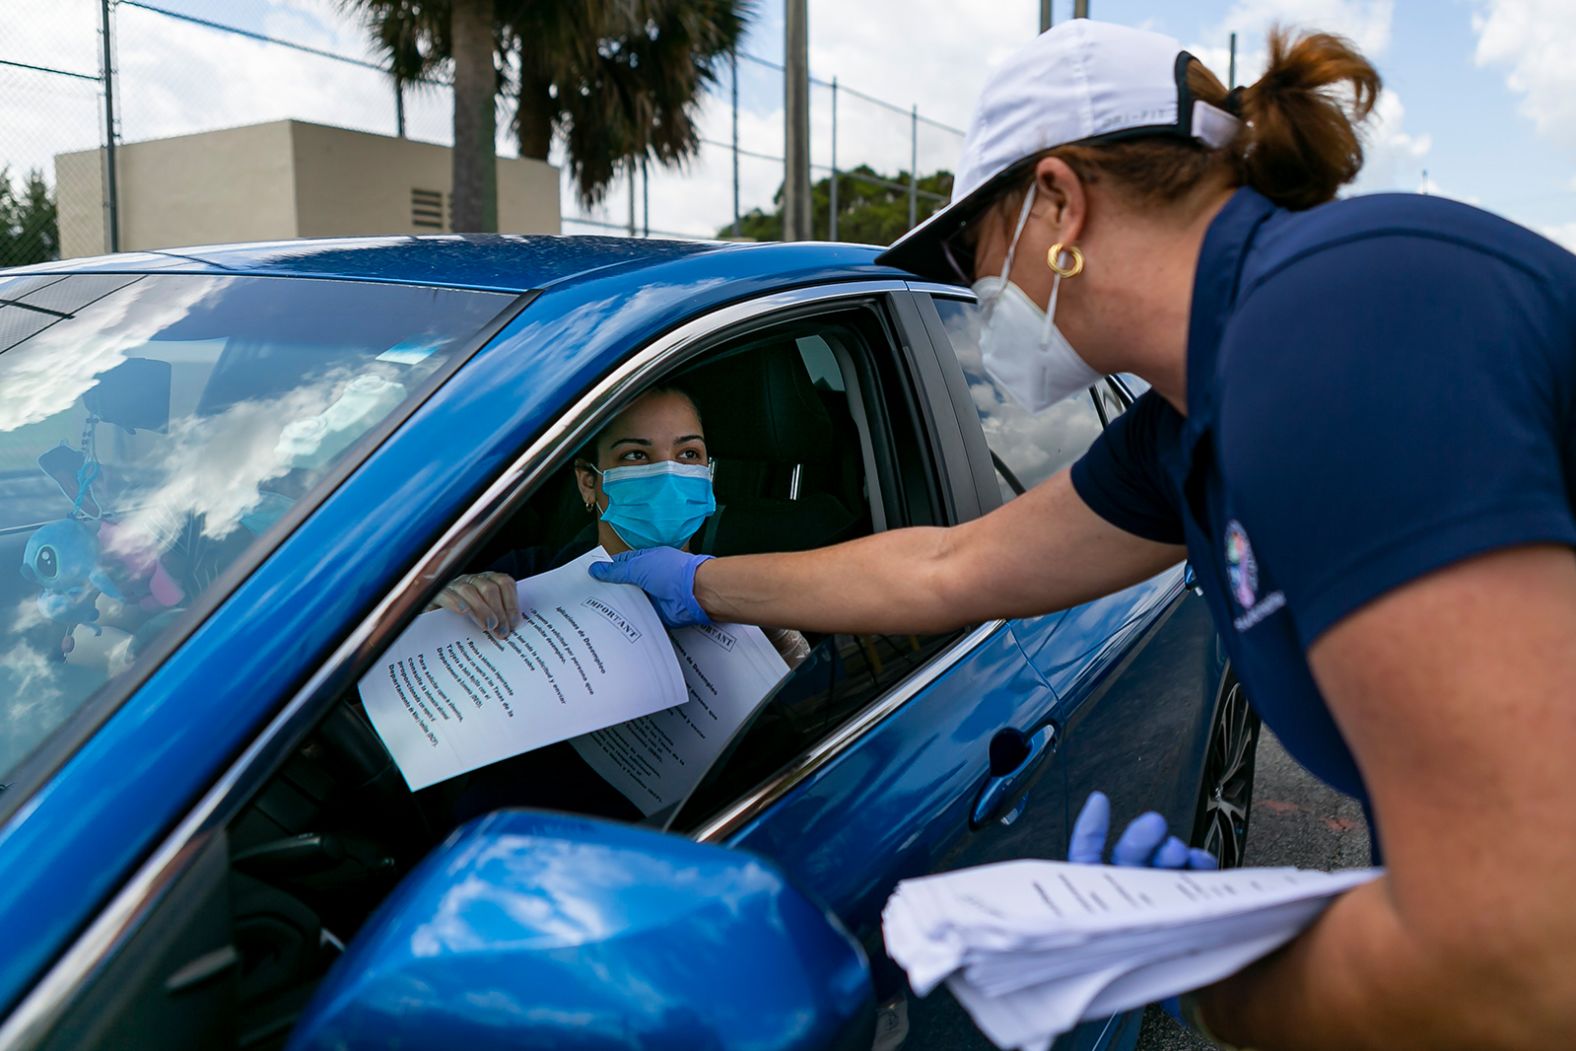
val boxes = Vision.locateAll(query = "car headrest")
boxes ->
[686,343,836,463]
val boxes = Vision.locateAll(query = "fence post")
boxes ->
[908,104,918,230]
[627,162,636,236]
[731,49,741,238]
[99,0,119,253]
[829,77,839,241]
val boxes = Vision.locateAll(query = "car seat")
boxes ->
[684,341,867,556]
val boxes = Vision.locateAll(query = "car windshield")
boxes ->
[0,273,514,785]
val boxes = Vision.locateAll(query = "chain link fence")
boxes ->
[0,0,966,264]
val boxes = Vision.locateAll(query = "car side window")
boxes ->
[930,296,1103,498]
[669,306,963,831]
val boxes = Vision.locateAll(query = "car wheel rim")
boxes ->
[1199,680,1257,869]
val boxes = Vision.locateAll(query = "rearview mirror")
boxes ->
[83,356,171,433]
[288,811,875,1051]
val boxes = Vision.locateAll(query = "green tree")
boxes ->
[0,168,59,266]
[348,0,751,216]
[723,165,953,244]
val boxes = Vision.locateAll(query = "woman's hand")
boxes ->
[1069,790,1218,869]
[428,571,521,636]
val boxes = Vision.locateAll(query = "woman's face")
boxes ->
[575,389,708,552]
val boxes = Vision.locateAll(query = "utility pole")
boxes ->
[730,50,741,238]
[783,0,812,241]
[1073,0,1089,17]
[99,0,119,252]
[908,105,918,229]
[1228,32,1237,89]
[1040,0,1052,33]
[829,77,839,240]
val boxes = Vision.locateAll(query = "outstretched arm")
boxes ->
[693,469,1183,634]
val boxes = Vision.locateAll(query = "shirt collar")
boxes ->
[1184,186,1279,436]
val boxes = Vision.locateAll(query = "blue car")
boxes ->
[0,237,1256,1051]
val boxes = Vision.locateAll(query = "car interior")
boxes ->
[36,304,968,1050]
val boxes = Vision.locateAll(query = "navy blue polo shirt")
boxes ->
[1070,187,1576,837]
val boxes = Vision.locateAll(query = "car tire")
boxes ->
[1190,673,1260,870]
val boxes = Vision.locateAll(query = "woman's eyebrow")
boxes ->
[607,437,650,449]
[675,434,705,444]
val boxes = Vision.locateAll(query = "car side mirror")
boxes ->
[287,810,875,1051]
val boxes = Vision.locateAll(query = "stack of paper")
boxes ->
[883,859,1381,1051]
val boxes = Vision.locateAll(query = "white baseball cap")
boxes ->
[877,19,1240,281]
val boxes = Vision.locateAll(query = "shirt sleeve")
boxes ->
[1070,390,1187,545]
[1219,233,1576,648]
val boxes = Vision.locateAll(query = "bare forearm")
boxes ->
[694,526,970,634]
[1200,879,1570,1050]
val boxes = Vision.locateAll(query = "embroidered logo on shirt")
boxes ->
[1225,520,1287,632]
[1224,520,1258,609]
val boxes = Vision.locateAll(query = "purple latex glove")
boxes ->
[1069,790,1218,869]
[587,547,713,628]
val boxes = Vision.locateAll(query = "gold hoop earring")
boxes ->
[1047,243,1085,279]
[585,500,596,514]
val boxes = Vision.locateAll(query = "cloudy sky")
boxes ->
[5,0,1576,249]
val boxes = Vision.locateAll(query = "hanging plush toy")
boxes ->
[19,519,104,656]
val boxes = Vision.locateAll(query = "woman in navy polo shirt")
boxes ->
[593,18,1576,1048]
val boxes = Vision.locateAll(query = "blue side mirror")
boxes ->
[288,810,875,1051]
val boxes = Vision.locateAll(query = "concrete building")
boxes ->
[55,119,561,259]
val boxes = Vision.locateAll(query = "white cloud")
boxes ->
[1349,89,1433,195]
[1187,3,1431,199]
[1217,0,1394,55]
[1538,221,1576,253]
[1473,0,1576,154]
[0,277,216,432]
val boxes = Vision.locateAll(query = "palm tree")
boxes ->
[503,0,750,207]
[346,0,498,231]
[450,0,498,231]
[347,0,751,222]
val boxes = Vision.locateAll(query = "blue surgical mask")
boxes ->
[595,460,717,550]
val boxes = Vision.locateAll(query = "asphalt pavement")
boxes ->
[1133,728,1373,1051]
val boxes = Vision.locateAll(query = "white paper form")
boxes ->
[571,621,790,815]
[882,859,1382,1051]
[358,548,685,790]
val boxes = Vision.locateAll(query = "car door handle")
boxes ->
[971,724,1056,829]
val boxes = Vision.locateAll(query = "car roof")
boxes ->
[0,233,897,293]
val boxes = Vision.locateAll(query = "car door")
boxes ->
[663,289,1100,1051]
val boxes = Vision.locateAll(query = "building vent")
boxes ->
[411,188,445,230]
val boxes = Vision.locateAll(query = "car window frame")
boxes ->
[667,296,986,835]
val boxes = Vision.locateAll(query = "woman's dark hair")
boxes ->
[585,383,704,463]
[1003,27,1381,215]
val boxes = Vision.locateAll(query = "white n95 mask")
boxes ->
[970,185,1101,413]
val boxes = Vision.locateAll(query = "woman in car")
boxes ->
[419,385,812,823]
[430,384,810,669]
